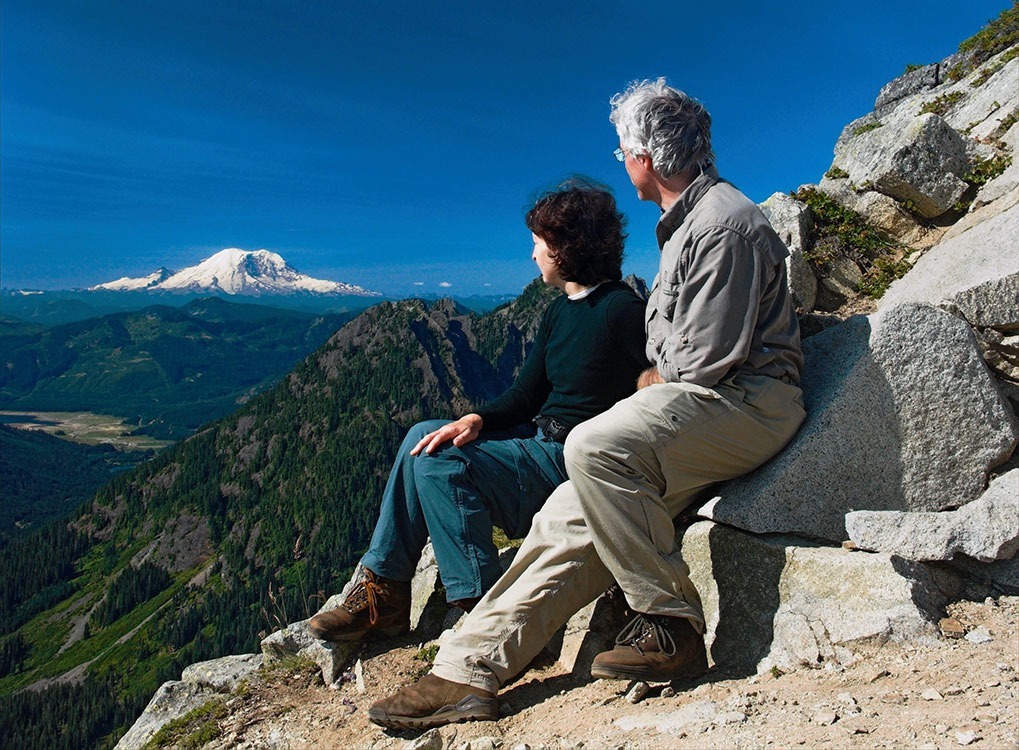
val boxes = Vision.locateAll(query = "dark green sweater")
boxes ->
[476,281,649,432]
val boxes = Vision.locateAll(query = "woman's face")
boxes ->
[531,233,563,289]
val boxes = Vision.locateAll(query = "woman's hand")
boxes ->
[636,366,665,390]
[410,413,484,456]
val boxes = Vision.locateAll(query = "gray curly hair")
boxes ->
[609,78,714,179]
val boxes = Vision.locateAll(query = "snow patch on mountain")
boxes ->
[90,249,379,296]
[93,268,176,291]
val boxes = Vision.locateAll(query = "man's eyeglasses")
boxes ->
[613,147,629,162]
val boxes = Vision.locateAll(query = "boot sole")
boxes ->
[307,622,408,642]
[590,656,708,683]
[367,698,497,730]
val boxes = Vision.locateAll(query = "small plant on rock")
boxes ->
[947,1,1019,79]
[958,1,1019,66]
[412,643,441,680]
[918,91,966,116]
[965,153,1013,186]
[991,107,1018,140]
[791,187,910,300]
[144,699,227,749]
[852,121,883,136]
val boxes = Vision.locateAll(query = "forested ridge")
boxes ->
[0,283,559,748]
[0,296,354,440]
[0,425,150,546]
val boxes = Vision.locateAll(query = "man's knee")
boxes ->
[563,416,609,477]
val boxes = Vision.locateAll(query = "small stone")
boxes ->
[940,617,967,638]
[660,687,676,699]
[841,540,858,550]
[813,710,838,726]
[511,745,531,750]
[406,728,444,750]
[837,692,858,707]
[936,724,950,734]
[955,730,980,746]
[714,711,747,725]
[834,646,859,667]
[974,711,997,723]
[920,688,944,701]
[625,682,650,704]
[464,738,500,750]
[965,626,993,644]
[944,685,967,696]
[880,692,906,705]
[868,669,891,683]
[354,659,366,694]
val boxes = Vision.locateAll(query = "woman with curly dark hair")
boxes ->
[309,179,649,644]
[526,181,625,288]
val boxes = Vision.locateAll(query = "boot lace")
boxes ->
[615,614,677,657]
[342,570,387,625]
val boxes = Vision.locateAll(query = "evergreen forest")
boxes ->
[0,283,561,748]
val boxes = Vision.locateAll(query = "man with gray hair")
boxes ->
[369,78,805,730]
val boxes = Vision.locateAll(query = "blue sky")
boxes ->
[1,1,1011,296]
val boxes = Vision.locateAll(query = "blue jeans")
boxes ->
[361,419,566,602]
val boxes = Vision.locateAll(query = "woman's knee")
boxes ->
[401,419,450,447]
[411,443,467,488]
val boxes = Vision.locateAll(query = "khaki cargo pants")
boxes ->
[432,373,806,693]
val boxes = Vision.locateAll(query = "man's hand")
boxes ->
[410,414,484,456]
[636,366,665,390]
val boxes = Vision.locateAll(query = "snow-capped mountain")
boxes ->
[93,267,176,291]
[90,249,379,296]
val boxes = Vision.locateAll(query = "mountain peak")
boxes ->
[90,249,379,297]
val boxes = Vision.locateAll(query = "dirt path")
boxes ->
[195,597,1018,749]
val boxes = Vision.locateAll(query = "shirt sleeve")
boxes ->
[656,225,763,387]
[474,303,554,430]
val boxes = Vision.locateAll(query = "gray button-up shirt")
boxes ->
[645,166,803,388]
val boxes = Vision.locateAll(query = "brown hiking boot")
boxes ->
[307,569,410,642]
[590,613,708,682]
[368,673,497,730]
[449,596,480,613]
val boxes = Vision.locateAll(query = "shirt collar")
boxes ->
[655,164,721,249]
[567,282,604,301]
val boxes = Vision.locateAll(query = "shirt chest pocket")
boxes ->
[658,269,681,319]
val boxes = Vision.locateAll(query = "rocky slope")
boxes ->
[123,597,1019,749]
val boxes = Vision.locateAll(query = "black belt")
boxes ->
[533,415,571,443]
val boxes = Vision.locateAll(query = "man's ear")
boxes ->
[638,152,664,182]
